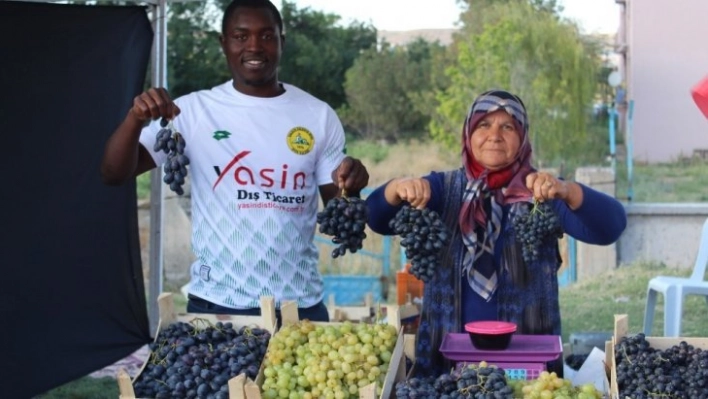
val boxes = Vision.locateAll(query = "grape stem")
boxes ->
[619,345,634,365]
[642,389,676,398]
[189,317,214,330]
[530,199,545,215]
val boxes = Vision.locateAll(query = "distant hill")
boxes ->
[378,28,457,47]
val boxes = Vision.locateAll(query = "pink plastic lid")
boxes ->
[465,321,517,335]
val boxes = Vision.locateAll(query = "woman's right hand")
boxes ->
[128,88,181,123]
[384,177,431,209]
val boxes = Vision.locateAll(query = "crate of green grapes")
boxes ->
[243,301,406,399]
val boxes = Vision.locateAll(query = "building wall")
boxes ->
[619,0,708,162]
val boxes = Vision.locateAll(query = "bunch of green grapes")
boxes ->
[507,371,603,399]
[260,320,398,399]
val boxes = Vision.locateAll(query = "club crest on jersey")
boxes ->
[286,127,314,155]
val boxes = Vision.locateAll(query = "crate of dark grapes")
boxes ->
[242,301,408,399]
[610,314,708,399]
[117,293,277,399]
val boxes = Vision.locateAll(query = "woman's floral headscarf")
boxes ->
[459,89,535,301]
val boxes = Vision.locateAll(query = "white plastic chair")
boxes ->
[643,218,708,337]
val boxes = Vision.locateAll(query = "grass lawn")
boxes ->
[559,261,705,343]
[615,159,708,202]
[35,377,118,399]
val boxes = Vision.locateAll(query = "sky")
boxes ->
[281,0,620,34]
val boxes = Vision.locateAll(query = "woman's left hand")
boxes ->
[526,172,567,201]
[526,172,583,210]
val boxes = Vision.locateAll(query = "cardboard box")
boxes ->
[117,293,277,399]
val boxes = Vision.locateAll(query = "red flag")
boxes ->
[691,75,708,120]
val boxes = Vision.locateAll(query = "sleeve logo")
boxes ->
[213,130,231,141]
[286,127,315,155]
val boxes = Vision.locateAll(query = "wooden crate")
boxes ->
[117,292,277,399]
[238,301,411,399]
[608,314,708,399]
[326,293,418,328]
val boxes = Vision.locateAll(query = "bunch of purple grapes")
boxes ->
[395,364,514,398]
[511,201,563,263]
[153,118,190,196]
[317,196,368,258]
[389,205,450,283]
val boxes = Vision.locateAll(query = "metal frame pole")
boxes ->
[626,100,635,202]
[609,103,617,175]
[147,0,168,336]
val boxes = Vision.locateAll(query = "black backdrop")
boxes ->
[0,2,154,397]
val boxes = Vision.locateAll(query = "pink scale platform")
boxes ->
[439,333,562,363]
[440,333,563,380]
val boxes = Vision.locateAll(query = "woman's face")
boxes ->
[469,110,521,171]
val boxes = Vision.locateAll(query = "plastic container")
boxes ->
[569,331,612,355]
[456,361,546,381]
[464,321,517,350]
[322,275,382,306]
[396,264,424,305]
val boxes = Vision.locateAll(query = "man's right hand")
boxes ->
[129,88,181,123]
[100,88,175,185]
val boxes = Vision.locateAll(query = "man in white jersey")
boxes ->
[100,0,369,322]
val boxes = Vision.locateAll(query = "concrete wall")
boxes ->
[575,168,618,280]
[574,167,708,279]
[618,203,708,269]
[618,0,708,162]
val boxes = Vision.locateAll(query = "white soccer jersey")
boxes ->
[139,81,345,309]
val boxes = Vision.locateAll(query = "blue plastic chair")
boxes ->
[643,218,708,337]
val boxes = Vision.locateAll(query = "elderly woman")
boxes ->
[365,89,627,376]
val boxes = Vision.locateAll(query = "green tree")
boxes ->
[340,39,446,142]
[277,1,376,109]
[432,1,602,170]
[164,0,376,107]
[167,1,230,98]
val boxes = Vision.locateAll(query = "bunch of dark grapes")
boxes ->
[564,353,589,371]
[394,376,438,398]
[153,118,190,196]
[395,364,514,399]
[615,333,708,399]
[389,205,451,282]
[316,195,368,258]
[511,201,563,263]
[133,320,270,399]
